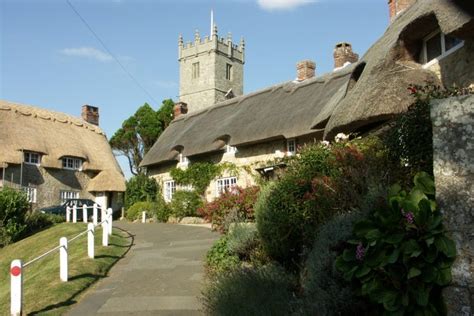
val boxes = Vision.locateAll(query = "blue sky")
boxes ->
[1,0,389,178]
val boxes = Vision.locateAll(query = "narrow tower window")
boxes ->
[192,62,200,79]
[226,63,232,80]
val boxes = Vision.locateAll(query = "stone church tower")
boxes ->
[178,23,245,113]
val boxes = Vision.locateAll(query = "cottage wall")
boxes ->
[1,164,96,210]
[148,133,321,202]
[431,95,474,314]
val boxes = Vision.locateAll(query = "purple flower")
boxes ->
[356,243,366,261]
[404,212,414,224]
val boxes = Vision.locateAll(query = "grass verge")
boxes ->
[0,222,132,315]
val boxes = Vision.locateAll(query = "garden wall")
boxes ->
[431,95,474,315]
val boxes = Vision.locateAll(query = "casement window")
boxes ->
[192,62,200,79]
[225,144,237,154]
[62,157,82,170]
[22,186,37,203]
[24,151,41,165]
[420,30,463,66]
[164,180,176,202]
[216,177,237,196]
[226,63,233,80]
[60,190,79,203]
[287,139,296,155]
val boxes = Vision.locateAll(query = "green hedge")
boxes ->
[169,190,203,218]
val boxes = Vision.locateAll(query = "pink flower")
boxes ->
[356,243,366,261]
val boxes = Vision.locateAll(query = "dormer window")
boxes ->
[420,30,463,66]
[178,153,189,164]
[24,151,41,165]
[62,157,82,170]
[287,139,296,155]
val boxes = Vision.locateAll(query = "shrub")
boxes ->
[227,223,259,258]
[302,212,368,315]
[0,188,29,247]
[125,174,159,209]
[199,186,260,232]
[205,235,239,277]
[202,264,296,316]
[153,196,171,222]
[336,172,455,314]
[169,190,203,218]
[126,201,154,221]
[255,138,388,266]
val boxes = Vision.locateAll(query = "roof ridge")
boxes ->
[0,99,105,135]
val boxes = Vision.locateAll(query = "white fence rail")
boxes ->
[10,205,114,316]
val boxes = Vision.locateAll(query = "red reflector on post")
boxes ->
[11,266,21,277]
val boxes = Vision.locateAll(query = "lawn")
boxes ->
[0,222,132,315]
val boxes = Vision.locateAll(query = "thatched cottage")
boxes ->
[141,0,474,202]
[0,101,126,211]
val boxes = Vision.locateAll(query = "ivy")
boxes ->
[170,162,239,195]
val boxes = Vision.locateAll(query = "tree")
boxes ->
[110,99,174,175]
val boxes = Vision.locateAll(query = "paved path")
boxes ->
[67,222,219,315]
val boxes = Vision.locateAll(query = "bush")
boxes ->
[227,223,259,258]
[336,172,455,314]
[125,174,159,209]
[255,138,388,266]
[205,235,239,277]
[202,264,296,316]
[0,188,29,247]
[126,200,170,222]
[169,190,203,218]
[199,186,260,232]
[302,212,368,315]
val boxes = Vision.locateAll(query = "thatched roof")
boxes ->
[319,0,474,138]
[87,169,126,192]
[142,0,473,168]
[141,66,354,167]
[0,100,125,192]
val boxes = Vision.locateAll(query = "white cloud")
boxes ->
[257,0,317,11]
[60,47,113,62]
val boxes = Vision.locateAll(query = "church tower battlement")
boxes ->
[178,20,245,113]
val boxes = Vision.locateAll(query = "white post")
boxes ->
[102,218,109,247]
[93,203,98,226]
[72,205,77,223]
[66,206,71,222]
[142,211,146,223]
[10,259,22,316]
[108,208,113,236]
[83,205,88,223]
[87,223,94,259]
[101,207,105,225]
[59,237,68,282]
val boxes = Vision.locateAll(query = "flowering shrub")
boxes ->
[336,172,455,314]
[198,186,260,232]
[169,190,203,218]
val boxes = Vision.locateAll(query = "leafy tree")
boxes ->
[125,174,160,209]
[110,99,174,175]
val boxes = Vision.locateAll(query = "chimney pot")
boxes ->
[388,0,416,22]
[174,102,188,118]
[296,60,316,81]
[333,42,359,69]
[81,105,99,126]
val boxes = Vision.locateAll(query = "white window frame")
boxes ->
[421,30,464,68]
[24,151,41,165]
[164,180,176,202]
[62,157,82,171]
[287,139,296,155]
[216,177,237,196]
[178,153,189,164]
[225,144,237,154]
[22,186,37,203]
[60,190,79,203]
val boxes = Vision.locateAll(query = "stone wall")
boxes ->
[431,95,474,315]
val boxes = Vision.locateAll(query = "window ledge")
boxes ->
[423,41,464,69]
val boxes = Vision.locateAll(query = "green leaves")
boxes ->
[336,172,455,315]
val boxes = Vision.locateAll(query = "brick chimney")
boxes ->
[173,102,188,118]
[333,42,359,69]
[388,0,416,22]
[81,105,99,126]
[296,60,316,81]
